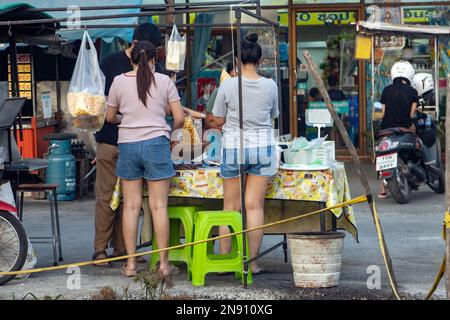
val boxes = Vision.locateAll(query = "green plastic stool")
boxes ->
[150,206,202,279]
[191,210,253,286]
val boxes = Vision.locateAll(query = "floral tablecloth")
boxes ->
[169,162,357,238]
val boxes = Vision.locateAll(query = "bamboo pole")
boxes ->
[302,50,400,297]
[446,72,450,300]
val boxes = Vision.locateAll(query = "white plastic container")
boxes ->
[312,141,335,164]
[288,232,345,288]
[283,149,312,166]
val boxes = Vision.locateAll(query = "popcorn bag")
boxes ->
[67,31,106,130]
[166,24,186,72]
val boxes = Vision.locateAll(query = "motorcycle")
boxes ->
[0,165,28,285]
[375,112,444,204]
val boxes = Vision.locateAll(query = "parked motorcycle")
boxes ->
[375,91,444,205]
[0,197,28,285]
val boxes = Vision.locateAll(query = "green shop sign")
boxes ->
[309,101,349,114]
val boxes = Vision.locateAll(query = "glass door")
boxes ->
[292,9,362,150]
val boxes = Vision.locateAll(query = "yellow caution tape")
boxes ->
[0,195,367,276]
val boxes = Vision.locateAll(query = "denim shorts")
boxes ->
[220,146,277,178]
[116,136,175,181]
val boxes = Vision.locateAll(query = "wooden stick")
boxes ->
[302,50,400,295]
[446,72,450,300]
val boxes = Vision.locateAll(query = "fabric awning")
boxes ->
[0,3,56,42]
[1,0,143,43]
[358,21,450,36]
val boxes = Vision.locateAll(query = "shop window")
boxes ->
[293,0,360,4]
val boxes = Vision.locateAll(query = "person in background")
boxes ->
[92,23,165,266]
[377,61,418,199]
[327,75,346,101]
[308,87,322,102]
[106,41,185,277]
[205,61,237,130]
[212,33,279,274]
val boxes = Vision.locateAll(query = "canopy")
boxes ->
[358,21,450,36]
[1,0,143,43]
[0,3,56,42]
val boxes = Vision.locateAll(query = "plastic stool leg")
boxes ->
[48,191,58,266]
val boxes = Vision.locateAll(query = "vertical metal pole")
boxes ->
[274,25,282,135]
[370,34,375,159]
[55,53,61,130]
[434,36,440,120]
[235,8,248,289]
[445,72,450,300]
[185,0,192,108]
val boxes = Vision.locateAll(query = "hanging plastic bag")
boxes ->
[166,24,186,72]
[109,178,121,212]
[67,31,106,130]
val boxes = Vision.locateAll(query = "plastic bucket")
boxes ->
[287,232,345,288]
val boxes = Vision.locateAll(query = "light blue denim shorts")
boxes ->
[116,136,175,181]
[220,146,277,178]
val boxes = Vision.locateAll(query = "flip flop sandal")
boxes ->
[121,264,137,277]
[157,263,180,280]
[377,192,389,199]
[92,251,113,267]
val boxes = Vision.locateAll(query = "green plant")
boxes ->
[133,269,174,300]
[91,287,119,300]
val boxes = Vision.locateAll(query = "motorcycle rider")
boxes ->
[377,61,419,199]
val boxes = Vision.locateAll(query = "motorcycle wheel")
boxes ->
[428,170,445,194]
[388,160,411,204]
[0,210,28,286]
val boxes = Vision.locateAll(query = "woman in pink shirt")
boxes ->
[106,41,184,278]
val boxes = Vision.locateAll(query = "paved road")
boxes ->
[0,163,446,300]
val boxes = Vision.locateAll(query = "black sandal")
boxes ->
[92,251,113,267]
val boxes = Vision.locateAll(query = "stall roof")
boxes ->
[1,0,143,43]
[358,21,450,36]
[0,3,56,41]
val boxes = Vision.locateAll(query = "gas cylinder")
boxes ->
[45,134,77,201]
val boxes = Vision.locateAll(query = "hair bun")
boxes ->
[245,33,258,43]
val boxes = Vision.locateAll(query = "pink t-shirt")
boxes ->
[106,72,180,144]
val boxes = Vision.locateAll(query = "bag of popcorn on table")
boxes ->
[67,31,106,131]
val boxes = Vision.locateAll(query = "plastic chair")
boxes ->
[150,206,202,278]
[191,210,253,286]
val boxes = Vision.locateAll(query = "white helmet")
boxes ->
[412,73,434,96]
[391,60,415,84]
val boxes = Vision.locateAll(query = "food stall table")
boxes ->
[168,162,358,241]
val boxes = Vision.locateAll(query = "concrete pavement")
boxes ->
[0,163,446,300]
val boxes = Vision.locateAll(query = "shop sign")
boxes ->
[403,8,439,23]
[309,101,349,114]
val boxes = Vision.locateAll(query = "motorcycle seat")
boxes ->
[375,127,415,139]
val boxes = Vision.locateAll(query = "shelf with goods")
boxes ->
[4,48,60,159]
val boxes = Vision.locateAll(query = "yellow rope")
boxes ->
[0,195,367,276]
[371,202,401,300]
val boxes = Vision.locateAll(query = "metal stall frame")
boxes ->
[1,2,280,289]
[357,22,450,117]
[356,21,450,159]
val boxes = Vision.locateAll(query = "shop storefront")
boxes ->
[144,0,449,158]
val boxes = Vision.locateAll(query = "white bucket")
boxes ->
[287,232,345,288]
[283,149,312,166]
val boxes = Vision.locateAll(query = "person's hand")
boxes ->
[182,107,206,119]
[91,157,96,165]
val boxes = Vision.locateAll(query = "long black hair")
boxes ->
[130,41,157,106]
[236,33,262,65]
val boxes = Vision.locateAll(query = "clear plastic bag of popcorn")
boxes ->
[67,31,106,128]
